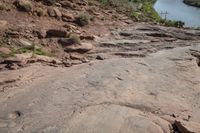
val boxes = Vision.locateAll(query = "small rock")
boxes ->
[63,23,77,30]
[35,8,45,17]
[0,47,11,54]
[35,55,62,64]
[60,1,74,9]
[0,20,7,28]
[0,2,5,10]
[96,55,105,60]
[34,29,46,39]
[175,120,200,133]
[64,42,93,53]
[53,7,62,19]
[5,63,19,70]
[70,54,83,60]
[62,12,74,20]
[18,38,32,47]
[15,0,33,12]
[58,38,77,46]
[46,29,67,38]
[80,34,95,40]
[8,111,21,119]
[71,60,82,65]
[47,7,56,17]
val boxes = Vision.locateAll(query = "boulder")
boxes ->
[15,0,33,12]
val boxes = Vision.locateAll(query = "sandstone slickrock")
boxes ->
[1,45,200,132]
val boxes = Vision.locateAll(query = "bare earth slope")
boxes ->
[1,23,200,133]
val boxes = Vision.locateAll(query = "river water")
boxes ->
[154,0,200,27]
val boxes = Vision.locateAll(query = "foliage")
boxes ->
[99,0,133,13]
[67,33,81,44]
[75,13,90,26]
[160,19,185,28]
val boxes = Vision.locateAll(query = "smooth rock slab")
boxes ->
[62,104,171,133]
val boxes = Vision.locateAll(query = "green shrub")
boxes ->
[99,0,133,13]
[68,33,81,44]
[0,3,6,10]
[160,19,185,28]
[75,13,90,26]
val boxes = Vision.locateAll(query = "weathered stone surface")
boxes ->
[0,20,7,28]
[0,47,11,54]
[53,7,62,18]
[64,42,93,53]
[1,22,200,133]
[18,38,33,47]
[62,12,74,20]
[1,44,200,132]
[175,120,200,133]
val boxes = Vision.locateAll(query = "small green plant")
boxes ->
[0,51,15,58]
[99,0,133,13]
[67,33,81,44]
[130,12,141,21]
[140,2,160,21]
[0,3,6,10]
[16,43,51,56]
[75,13,90,26]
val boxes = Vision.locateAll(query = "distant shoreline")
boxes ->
[183,0,200,7]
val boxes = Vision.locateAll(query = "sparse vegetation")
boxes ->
[0,44,52,58]
[0,3,6,10]
[15,0,33,12]
[68,34,81,44]
[160,19,185,28]
[99,0,185,28]
[75,13,91,26]
[0,50,15,58]
[15,44,52,57]
[99,0,133,13]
